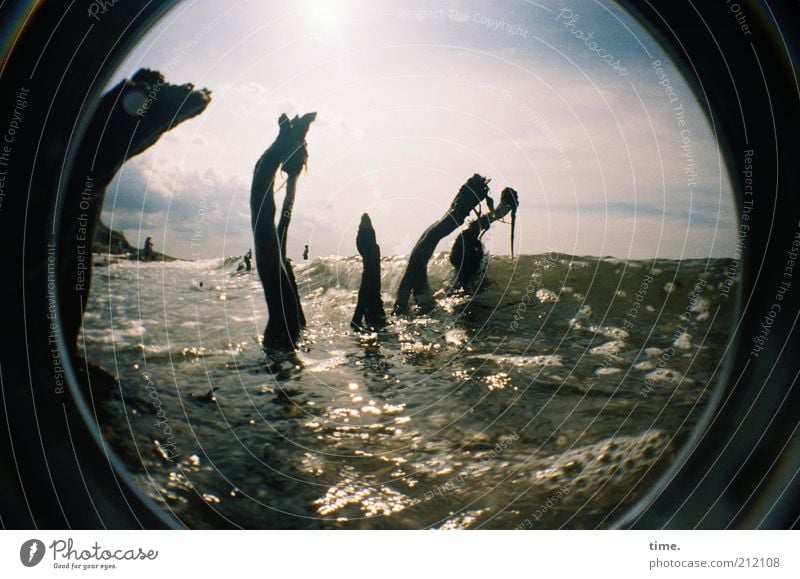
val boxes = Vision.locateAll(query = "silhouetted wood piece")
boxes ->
[275,113,315,329]
[351,214,387,331]
[278,173,306,327]
[251,112,316,349]
[393,174,492,314]
[60,69,211,352]
[276,110,315,252]
[450,187,519,289]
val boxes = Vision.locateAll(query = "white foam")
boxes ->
[692,297,711,321]
[536,288,559,303]
[518,355,564,367]
[590,340,624,356]
[672,331,692,350]
[589,325,629,340]
[645,368,684,383]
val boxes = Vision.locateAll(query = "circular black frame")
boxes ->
[0,0,798,529]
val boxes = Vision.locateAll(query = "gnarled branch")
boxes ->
[251,112,316,349]
[450,187,519,289]
[60,69,211,352]
[393,174,491,314]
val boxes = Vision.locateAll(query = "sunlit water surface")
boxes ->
[81,253,734,528]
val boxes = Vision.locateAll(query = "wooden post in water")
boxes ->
[393,174,492,314]
[351,213,387,331]
[250,112,316,349]
[60,69,211,353]
[450,187,519,289]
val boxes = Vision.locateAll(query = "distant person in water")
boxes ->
[143,237,154,261]
[303,245,309,261]
[244,249,252,272]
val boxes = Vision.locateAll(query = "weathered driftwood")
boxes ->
[251,112,316,349]
[277,173,306,327]
[393,174,492,314]
[277,174,298,258]
[277,110,315,252]
[351,213,387,331]
[60,69,210,352]
[450,187,519,289]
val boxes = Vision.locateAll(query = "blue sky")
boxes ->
[104,0,737,260]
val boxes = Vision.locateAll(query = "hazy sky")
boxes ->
[104,0,737,260]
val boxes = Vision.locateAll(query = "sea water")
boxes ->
[81,252,735,528]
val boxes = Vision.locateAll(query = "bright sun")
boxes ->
[305,0,348,33]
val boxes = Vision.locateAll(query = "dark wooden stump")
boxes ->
[450,187,519,289]
[393,174,492,314]
[351,214,387,331]
[450,224,485,290]
[251,113,316,349]
[269,172,306,327]
[60,69,211,353]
